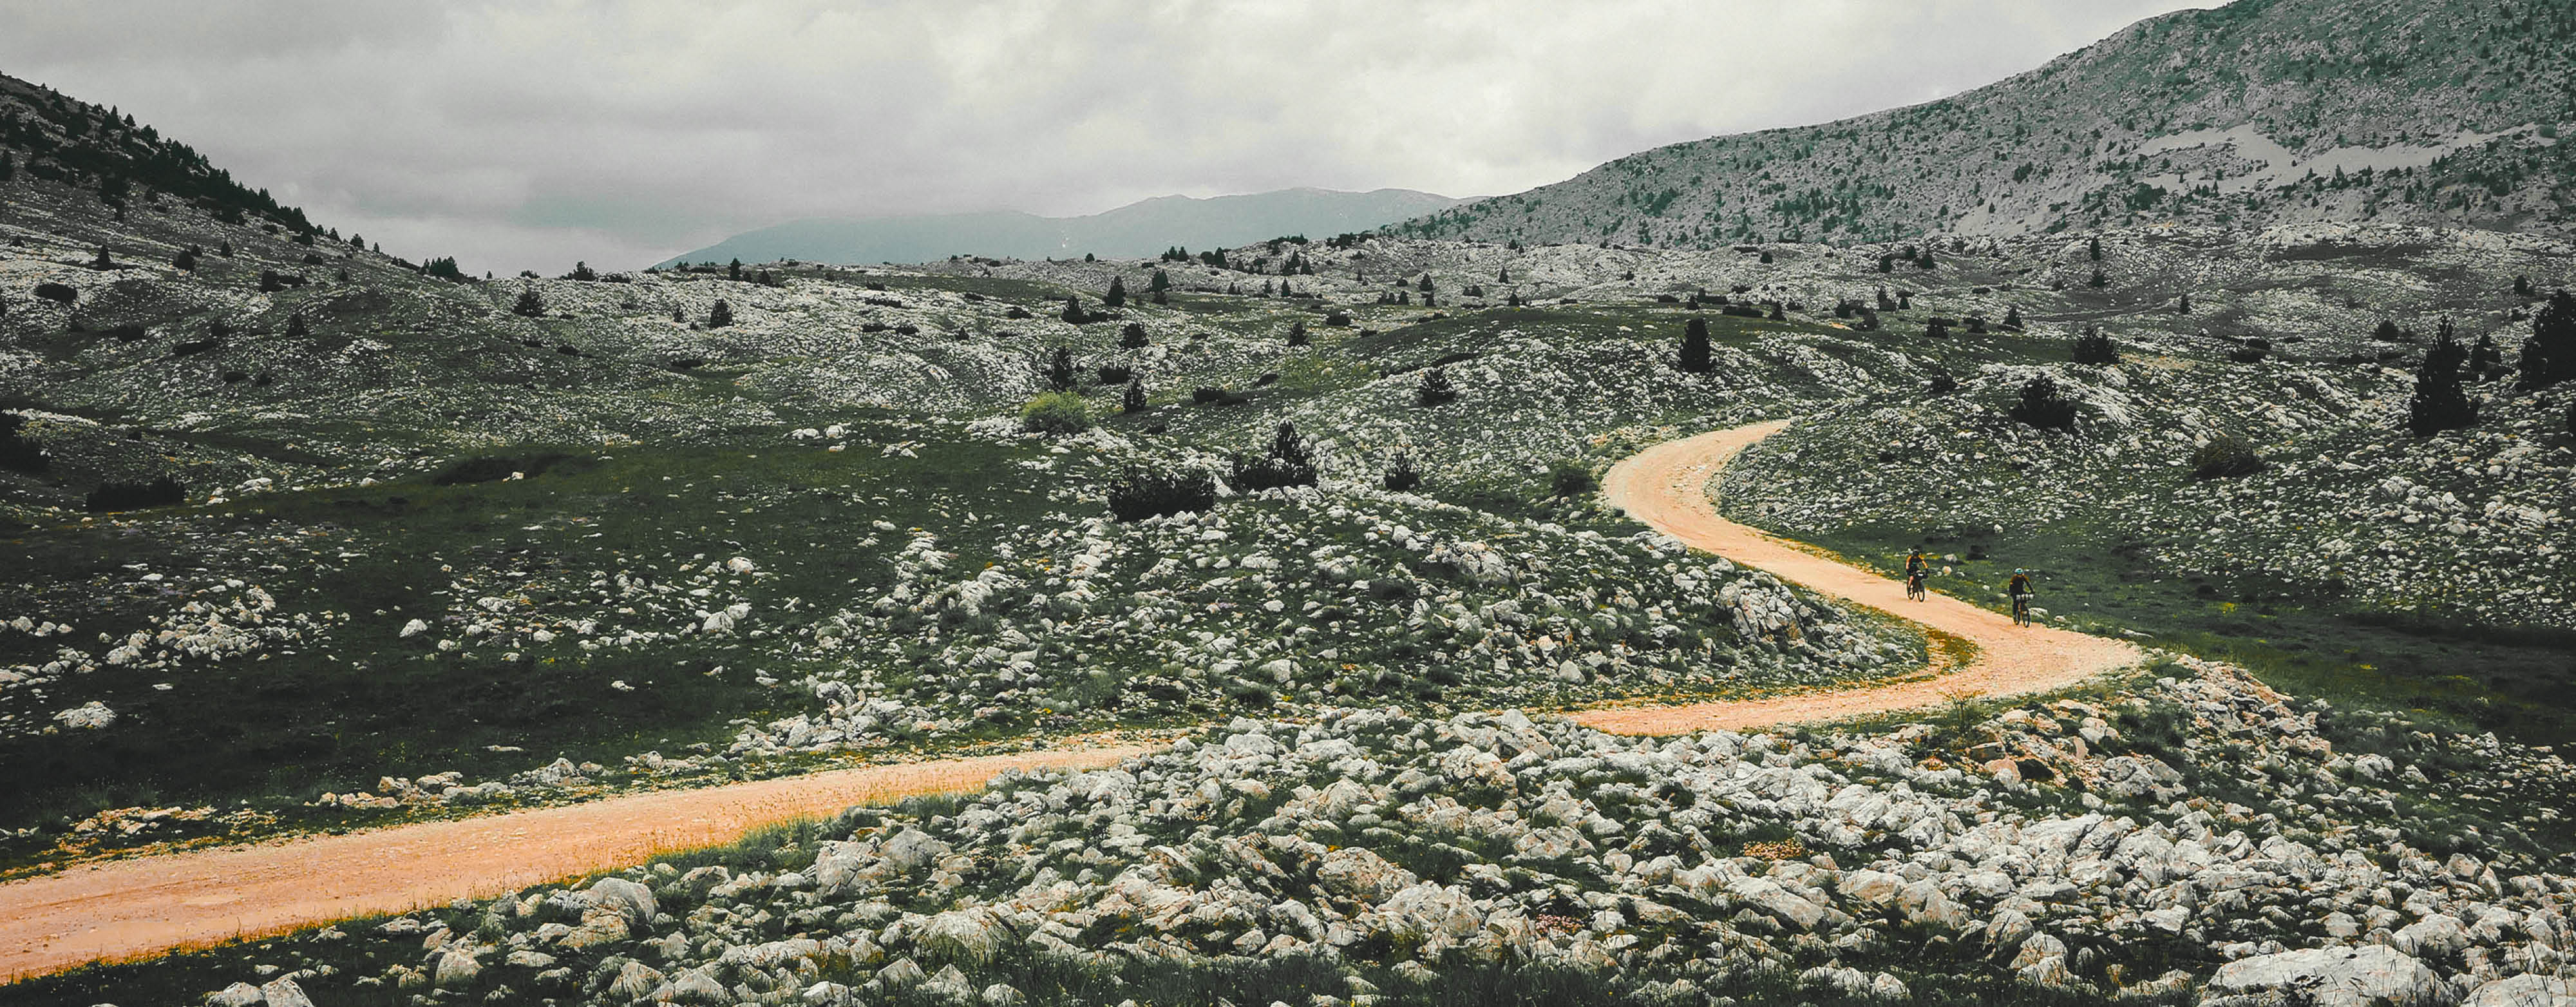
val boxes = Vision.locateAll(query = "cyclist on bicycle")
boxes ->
[1904,548,1929,601]
[2007,569,2036,625]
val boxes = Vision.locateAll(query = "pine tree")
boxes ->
[2087,236,2102,261]
[1045,346,1076,392]
[1148,269,1170,293]
[1417,274,1434,293]
[1416,366,1457,407]
[727,258,744,282]
[2469,333,2501,380]
[1287,320,1309,347]
[2072,325,2118,365]
[1104,276,1127,308]
[285,314,308,338]
[1060,296,1087,324]
[1383,452,1422,492]
[2009,374,2079,430]
[2515,274,2534,297]
[1678,317,1712,373]
[0,151,13,183]
[91,247,113,270]
[512,287,545,317]
[173,247,198,271]
[2175,293,2192,314]
[2002,305,2023,330]
[707,299,734,328]
[1122,379,1146,413]
[2517,291,2576,392]
[1120,322,1148,349]
[2087,267,2108,288]
[571,261,598,281]
[2410,319,2478,434]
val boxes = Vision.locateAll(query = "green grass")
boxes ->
[1789,519,2576,747]
[0,413,1067,849]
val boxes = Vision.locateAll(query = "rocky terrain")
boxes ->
[8,0,2576,997]
[1402,0,2576,247]
[25,657,2575,1006]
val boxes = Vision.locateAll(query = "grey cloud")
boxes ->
[0,0,2202,274]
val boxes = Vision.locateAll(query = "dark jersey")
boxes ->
[2008,575,2034,597]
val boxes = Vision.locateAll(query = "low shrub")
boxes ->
[1547,459,1596,497]
[1019,392,1093,435]
[1097,364,1133,385]
[0,414,46,473]
[2008,374,2079,430]
[1383,452,1421,492]
[1108,470,1217,521]
[85,475,187,512]
[33,282,75,305]
[432,453,572,486]
[2190,433,2266,480]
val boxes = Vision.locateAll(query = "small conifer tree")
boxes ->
[1120,322,1148,349]
[1678,317,1713,373]
[2517,291,2576,392]
[706,299,734,328]
[2072,325,2118,365]
[1123,379,1146,413]
[1045,346,1076,392]
[2009,374,2079,430]
[2410,319,2478,434]
[1383,452,1421,492]
[1104,275,1127,308]
[512,287,545,317]
[1416,366,1457,407]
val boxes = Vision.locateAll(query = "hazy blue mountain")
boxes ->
[660,187,1459,267]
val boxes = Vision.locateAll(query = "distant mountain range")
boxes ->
[660,187,1460,268]
[1396,0,2576,246]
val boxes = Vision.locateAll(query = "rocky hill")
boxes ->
[8,55,2576,1007]
[658,188,1461,269]
[1398,0,2576,247]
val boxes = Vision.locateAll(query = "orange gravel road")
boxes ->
[1573,419,2142,734]
[0,745,1148,981]
[0,418,2137,982]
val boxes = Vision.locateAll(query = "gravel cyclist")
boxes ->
[2007,569,2036,626]
[1904,548,1929,602]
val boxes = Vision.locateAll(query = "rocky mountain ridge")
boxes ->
[1399,0,2576,247]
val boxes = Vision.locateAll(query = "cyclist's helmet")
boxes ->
[2014,568,2027,575]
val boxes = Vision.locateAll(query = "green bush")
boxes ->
[2190,433,2265,480]
[1020,392,1092,435]
[1547,459,1596,497]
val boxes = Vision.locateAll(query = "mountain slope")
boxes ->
[1399,0,2576,247]
[658,187,1459,267]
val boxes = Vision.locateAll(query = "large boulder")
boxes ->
[586,876,659,924]
[206,983,265,1007]
[1316,847,1416,903]
[258,978,315,1007]
[2205,945,2454,1007]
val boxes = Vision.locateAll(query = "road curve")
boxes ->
[0,419,2137,981]
[0,745,1149,982]
[1573,419,2143,734]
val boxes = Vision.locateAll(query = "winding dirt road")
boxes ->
[1576,419,2141,733]
[0,419,2137,981]
[0,745,1150,981]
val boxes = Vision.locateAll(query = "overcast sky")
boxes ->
[2,1,2202,274]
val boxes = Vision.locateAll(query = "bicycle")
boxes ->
[2011,592,2034,627]
[1905,568,1927,602]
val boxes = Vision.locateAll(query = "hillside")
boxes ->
[658,187,1460,269]
[1399,0,2576,247]
[9,50,2576,1007]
